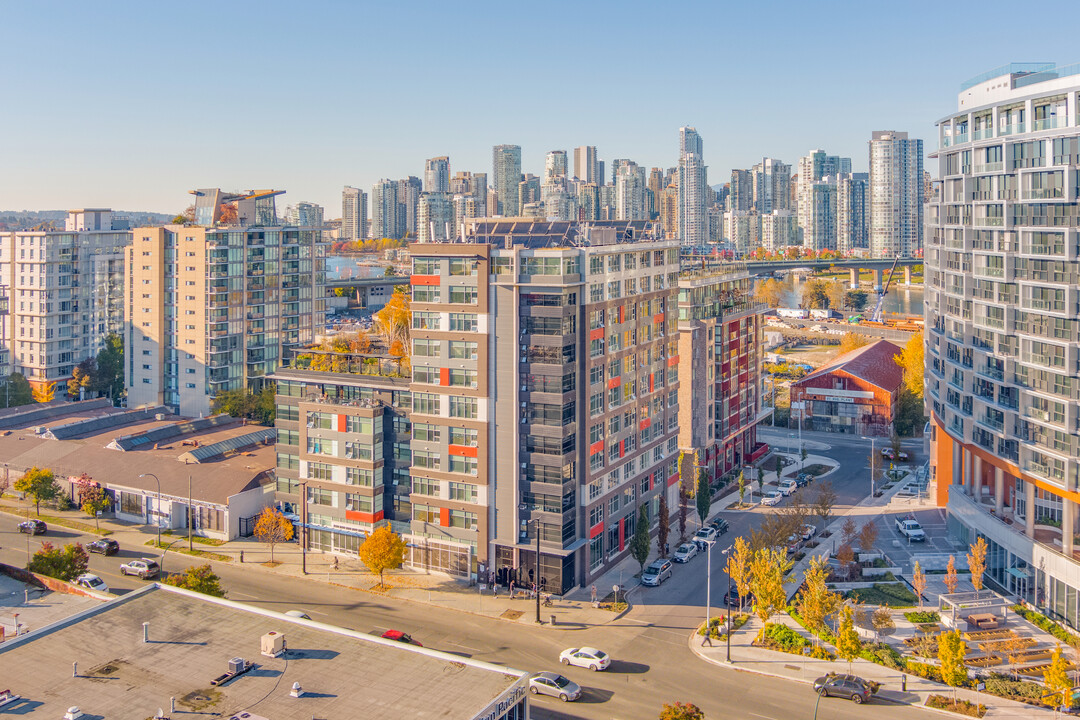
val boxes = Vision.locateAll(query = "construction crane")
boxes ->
[869,256,902,323]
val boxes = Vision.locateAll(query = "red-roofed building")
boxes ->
[789,340,904,437]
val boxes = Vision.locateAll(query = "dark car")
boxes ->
[87,538,120,556]
[17,520,47,535]
[382,629,422,647]
[723,590,754,609]
[813,673,874,704]
[709,517,729,534]
[795,473,812,487]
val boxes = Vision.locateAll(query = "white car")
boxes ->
[778,479,798,496]
[801,524,817,541]
[559,647,611,671]
[761,490,783,506]
[672,542,698,563]
[74,573,109,593]
[692,527,717,549]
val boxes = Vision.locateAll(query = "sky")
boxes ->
[3,0,1080,215]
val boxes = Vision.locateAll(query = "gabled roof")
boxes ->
[795,339,905,392]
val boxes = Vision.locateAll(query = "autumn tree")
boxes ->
[813,481,837,533]
[80,485,111,530]
[872,604,896,641]
[68,358,95,399]
[1043,645,1072,709]
[658,702,705,720]
[797,557,839,645]
[968,537,988,596]
[858,520,879,553]
[754,278,787,308]
[373,287,411,357]
[836,604,862,670]
[726,536,753,614]
[253,507,294,564]
[893,335,926,436]
[359,523,407,588]
[15,466,61,516]
[657,494,670,557]
[164,563,226,598]
[836,542,857,581]
[841,517,858,546]
[630,506,651,573]
[749,546,792,625]
[944,554,959,595]
[938,629,968,701]
[825,280,847,311]
[912,560,927,609]
[32,383,56,403]
[801,279,830,309]
[27,542,88,581]
[838,332,869,354]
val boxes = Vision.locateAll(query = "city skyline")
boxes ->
[4,1,1079,213]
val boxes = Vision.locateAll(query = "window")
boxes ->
[449,286,478,304]
[450,396,478,419]
[449,368,477,388]
[346,467,373,486]
[589,392,603,417]
[589,283,603,302]
[413,504,438,523]
[307,487,333,506]
[412,392,441,415]
[413,366,439,384]
[120,492,143,515]
[345,493,372,512]
[607,280,621,299]
[413,339,440,357]
[412,477,439,496]
[449,258,478,276]
[413,422,441,442]
[344,441,373,460]
[449,340,478,359]
[413,450,441,470]
[448,509,477,530]
[412,286,441,303]
[306,437,336,455]
[449,426,478,446]
[449,456,478,476]
[413,258,441,275]
[413,311,441,330]
[345,416,374,434]
[306,462,333,480]
[449,313,478,332]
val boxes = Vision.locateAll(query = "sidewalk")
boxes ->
[0,496,623,631]
[691,614,1053,719]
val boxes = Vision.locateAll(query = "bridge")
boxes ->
[741,257,923,290]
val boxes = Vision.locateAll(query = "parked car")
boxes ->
[881,447,909,462]
[693,527,717,549]
[723,590,754,608]
[672,542,698,563]
[382,629,422,646]
[813,673,874,704]
[778,478,798,496]
[785,534,802,553]
[895,518,927,542]
[795,472,813,487]
[800,524,817,541]
[761,491,783,506]
[285,610,312,620]
[709,517,729,534]
[74,573,109,593]
[641,559,673,587]
[529,672,581,702]
[559,647,610,671]
[87,538,119,556]
[17,520,47,535]
[119,558,160,579]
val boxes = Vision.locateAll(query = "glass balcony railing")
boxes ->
[973,128,993,140]
[1034,116,1065,131]
[1000,123,1025,136]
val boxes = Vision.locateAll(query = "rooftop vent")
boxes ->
[64,708,83,720]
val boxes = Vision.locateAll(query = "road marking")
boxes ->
[231,591,259,600]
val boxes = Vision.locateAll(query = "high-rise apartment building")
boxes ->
[837,172,869,253]
[573,146,599,184]
[760,210,798,251]
[518,175,541,215]
[125,214,327,417]
[804,178,838,251]
[751,158,792,213]
[424,157,451,194]
[796,150,852,243]
[615,161,647,220]
[492,145,522,217]
[926,63,1080,619]
[417,193,453,242]
[869,130,924,257]
[544,151,568,183]
[398,177,423,237]
[577,184,600,222]
[371,180,401,240]
[0,210,130,391]
[658,183,678,238]
[341,186,368,241]
[677,127,708,246]
[284,202,325,228]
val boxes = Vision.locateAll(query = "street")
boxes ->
[0,430,929,719]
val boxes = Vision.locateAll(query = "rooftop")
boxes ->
[0,585,528,720]
[451,219,662,249]
[794,339,904,393]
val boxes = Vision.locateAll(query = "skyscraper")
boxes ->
[544,151,568,184]
[614,161,646,220]
[397,176,423,237]
[751,158,792,213]
[417,192,453,242]
[836,172,869,253]
[869,130,924,257]
[492,144,521,217]
[573,146,598,183]
[341,186,368,241]
[797,149,853,245]
[517,174,540,215]
[677,127,708,246]
[729,169,754,212]
[284,201,324,228]
[424,156,451,193]
[371,179,400,239]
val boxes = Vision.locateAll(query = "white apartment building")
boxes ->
[678,127,708,246]
[869,130,924,257]
[341,186,368,241]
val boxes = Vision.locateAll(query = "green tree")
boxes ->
[677,451,688,541]
[358,523,407,588]
[1043,645,1073,709]
[836,604,862,669]
[756,466,764,496]
[2,373,33,408]
[738,470,746,505]
[630,505,651,573]
[800,446,808,470]
[657,494,670,558]
[695,469,711,527]
[801,279,830,309]
[27,541,89,581]
[68,357,95,399]
[93,333,125,401]
[775,455,786,482]
[938,629,969,700]
[253,506,294,564]
[658,702,705,720]
[80,485,111,530]
[211,386,276,426]
[15,466,61,516]
[845,288,869,311]
[164,563,226,597]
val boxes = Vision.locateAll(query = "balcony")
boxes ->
[1000,123,1025,136]
[972,162,1003,174]
[950,487,1080,567]
[1034,117,1065,131]
[973,128,993,141]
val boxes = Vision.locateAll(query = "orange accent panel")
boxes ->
[667,472,680,487]
[654,313,664,324]
[448,444,478,457]
[668,355,679,367]
[649,373,654,393]
[639,418,651,431]
[608,377,621,390]
[337,414,347,433]
[440,507,450,527]
[411,275,440,286]
[619,440,625,458]
[440,367,450,386]
[345,510,383,523]
[589,440,604,455]
[590,521,604,539]
[590,328,604,341]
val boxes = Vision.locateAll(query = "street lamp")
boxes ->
[721,544,733,662]
[139,473,161,548]
[299,480,308,575]
[703,539,717,646]
[528,519,542,624]
[861,436,876,498]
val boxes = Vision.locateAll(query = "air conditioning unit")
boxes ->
[155,413,166,421]
[261,631,286,657]
[33,426,46,435]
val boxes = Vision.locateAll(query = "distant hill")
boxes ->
[0,209,173,231]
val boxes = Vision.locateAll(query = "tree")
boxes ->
[912,560,927,609]
[968,537,988,596]
[754,278,787,308]
[845,289,869,311]
[895,334,925,398]
[726,536,753,614]
[1043,645,1072,709]
[813,482,836,533]
[15,466,61,516]
[93,333,125,401]
[801,279,830,309]
[372,287,411,356]
[695,469,711,527]
[68,358,95,399]
[872,604,896,641]
[841,517,858,546]
[858,521,879,554]
[797,556,839,645]
[738,471,746,505]
[253,507,294,564]
[358,523,407,588]
[938,629,969,701]
[749,546,792,625]
[657,494,670,558]
[164,563,226,598]
[825,280,847,310]
[630,506,651,573]
[32,383,56,403]
[677,451,689,541]
[80,485,111,530]
[2,373,33,408]
[836,604,862,669]
[756,466,765,496]
[211,386,275,426]
[838,332,869,354]
[774,455,786,483]
[944,555,959,595]
[836,543,856,580]
[27,541,88,581]
[659,702,705,720]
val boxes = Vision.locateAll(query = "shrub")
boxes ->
[1011,605,1080,648]
[906,660,944,683]
[844,582,918,607]
[905,610,941,624]
[926,695,985,718]
[982,674,1047,704]
[761,622,808,653]
[809,644,836,660]
[860,641,905,670]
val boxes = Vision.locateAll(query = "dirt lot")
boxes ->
[774,343,842,368]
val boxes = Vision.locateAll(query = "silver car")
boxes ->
[529,672,581,702]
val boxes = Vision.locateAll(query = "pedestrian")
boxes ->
[493,582,498,598]
[239,550,244,563]
[509,580,515,599]
[665,543,670,556]
[590,585,597,604]
[540,576,547,592]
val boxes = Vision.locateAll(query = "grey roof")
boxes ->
[0,398,112,429]
[112,414,235,451]
[178,428,275,463]
[0,585,528,720]
[47,405,170,440]
[464,219,658,249]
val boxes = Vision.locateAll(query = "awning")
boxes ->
[1007,567,1031,580]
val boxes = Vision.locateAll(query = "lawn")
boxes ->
[843,582,918,607]
[0,504,112,536]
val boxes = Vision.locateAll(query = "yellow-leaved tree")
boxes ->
[725,536,753,614]
[32,383,56,403]
[359,523,407,589]
[253,507,294,564]
[373,288,411,358]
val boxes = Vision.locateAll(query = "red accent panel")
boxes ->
[608,377,621,390]
[654,313,664,324]
[589,440,604,455]
[440,367,450,386]
[619,440,625,458]
[337,414,347,433]
[649,472,656,491]
[618,306,625,323]
[639,418,651,431]
[668,355,679,367]
[345,510,383,523]
[618,518,625,551]
[411,275,440,286]
[590,521,605,539]
[440,507,450,527]
[667,472,680,487]
[448,444,478,457]
[589,328,604,341]
[649,373,654,393]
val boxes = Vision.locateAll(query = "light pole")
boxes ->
[529,519,542,624]
[722,544,733,662]
[861,436,876,497]
[299,481,308,575]
[703,539,716,645]
[139,473,161,548]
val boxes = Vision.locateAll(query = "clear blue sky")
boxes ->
[3,0,1079,214]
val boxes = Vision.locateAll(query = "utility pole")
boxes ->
[300,481,308,575]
